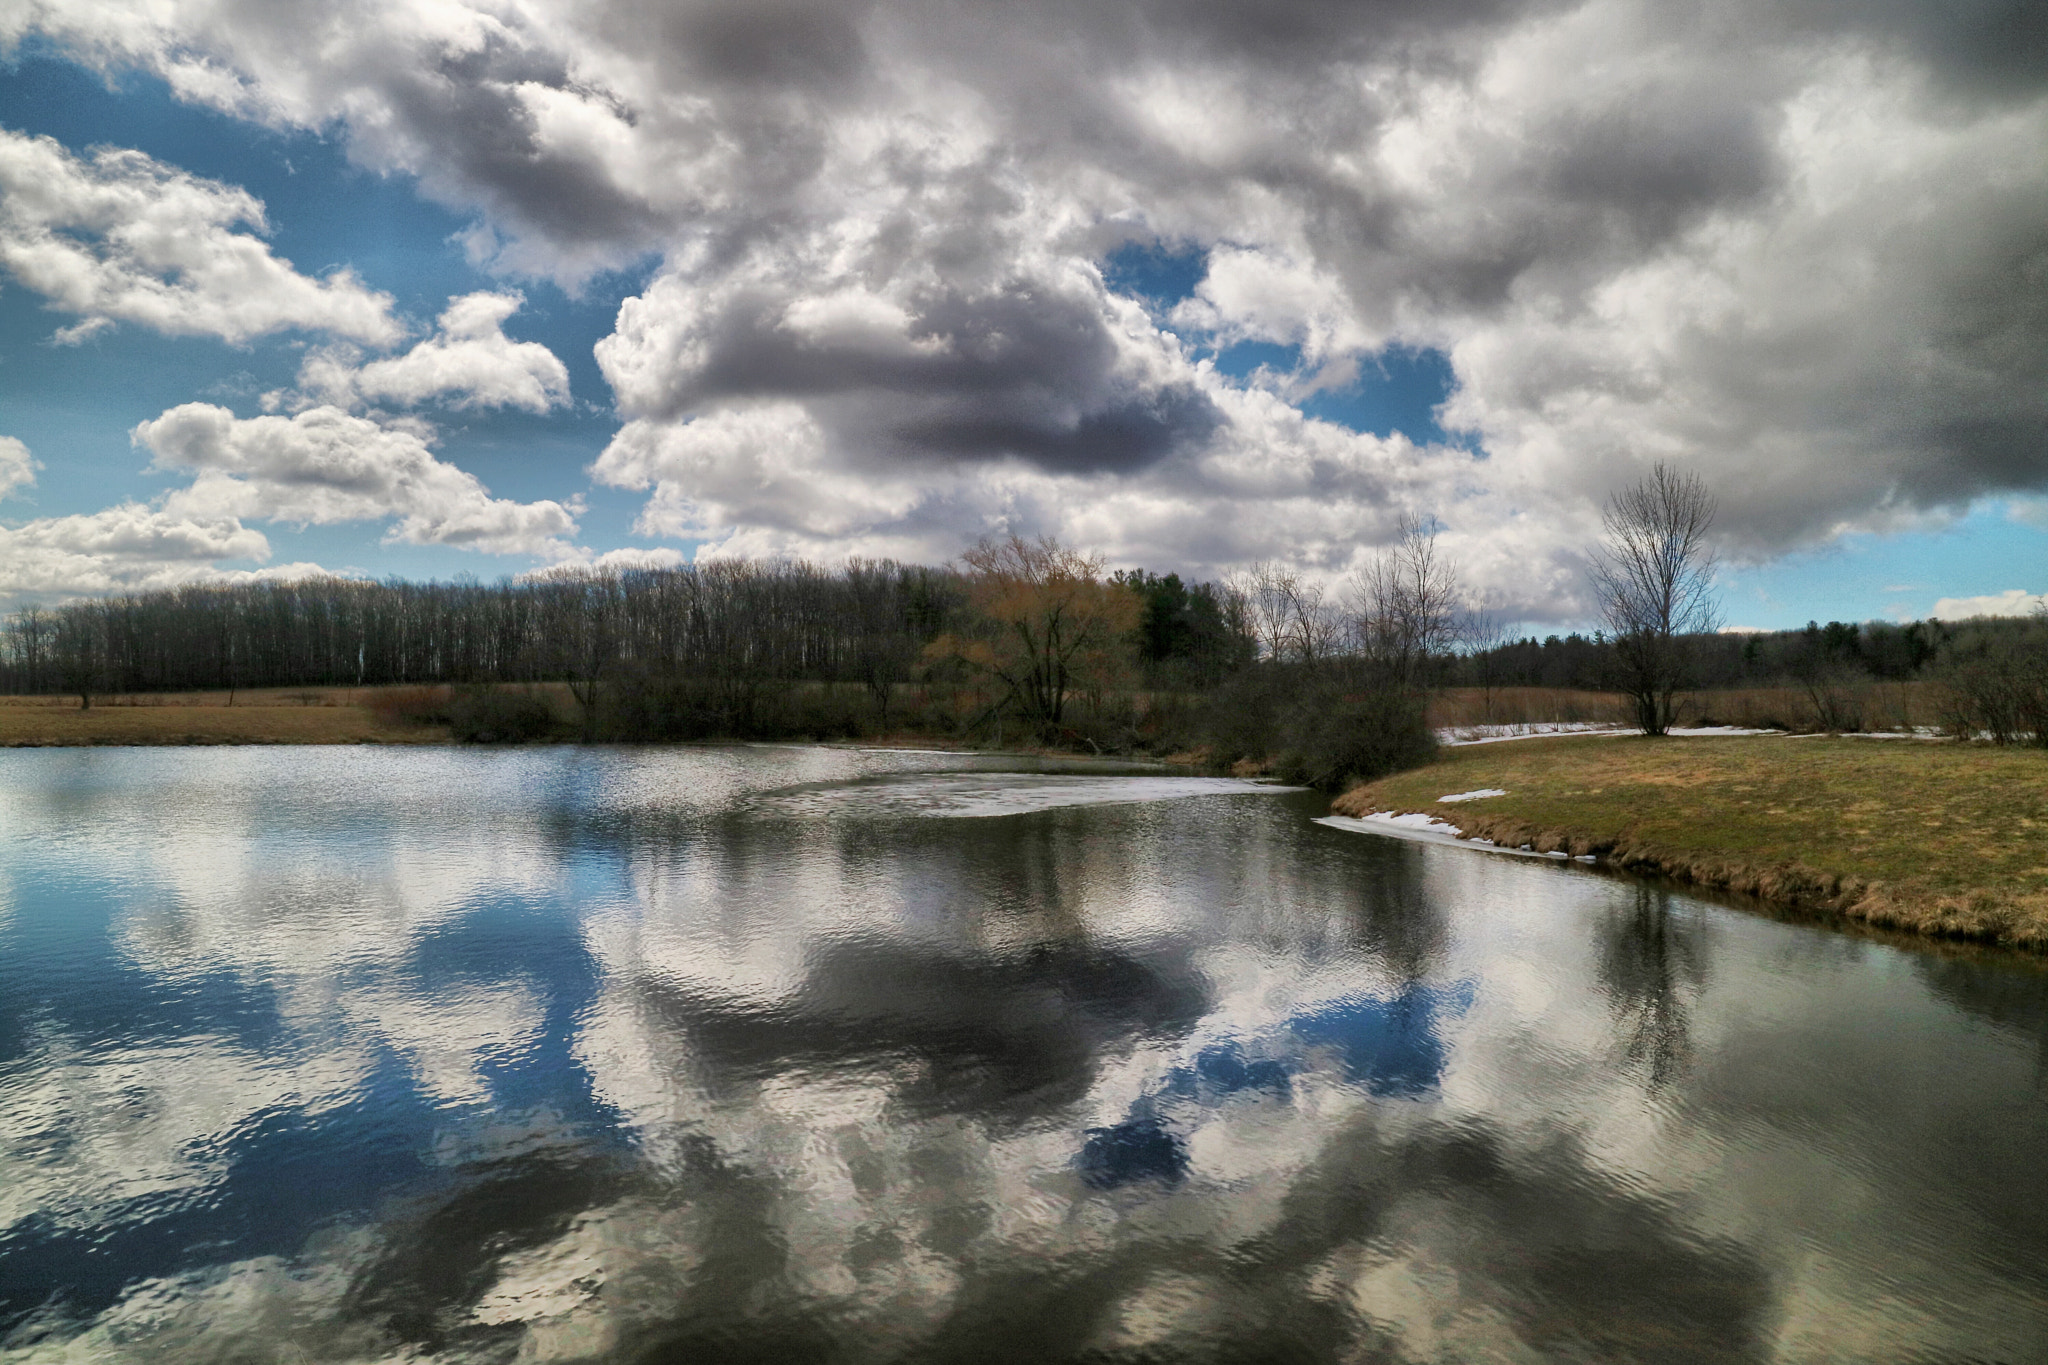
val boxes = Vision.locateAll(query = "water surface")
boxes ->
[2,745,2045,1362]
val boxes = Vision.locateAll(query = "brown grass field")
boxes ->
[1425,687,1628,730]
[0,687,449,746]
[1334,733,2048,949]
[1425,681,1950,733]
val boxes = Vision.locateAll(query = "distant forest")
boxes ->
[2,552,2043,767]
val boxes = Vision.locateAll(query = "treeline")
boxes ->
[0,563,962,700]
[0,533,1469,786]
[5,542,2040,762]
[0,561,1254,707]
[1460,618,1953,692]
[1461,613,2047,744]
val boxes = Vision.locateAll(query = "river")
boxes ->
[1,745,2044,1362]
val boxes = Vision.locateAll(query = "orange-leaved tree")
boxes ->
[929,535,1140,738]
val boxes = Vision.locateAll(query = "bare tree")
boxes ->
[1459,600,1515,724]
[1589,463,1720,736]
[1227,562,1294,664]
[845,558,917,726]
[1348,514,1462,690]
[930,535,1140,738]
[54,601,101,709]
[1229,561,1341,667]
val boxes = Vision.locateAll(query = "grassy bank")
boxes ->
[1332,734,2048,949]
[0,689,445,745]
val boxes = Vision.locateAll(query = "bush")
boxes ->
[364,685,453,726]
[1190,664,1436,788]
[1275,688,1437,791]
[449,687,558,743]
[599,671,871,742]
[1196,666,1293,769]
[1940,616,2048,746]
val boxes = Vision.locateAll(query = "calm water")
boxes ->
[2,746,2046,1364]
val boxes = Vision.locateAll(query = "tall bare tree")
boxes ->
[1589,463,1720,735]
[1229,561,1341,667]
[1348,513,1462,690]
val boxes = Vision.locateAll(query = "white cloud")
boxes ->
[1930,589,2046,620]
[524,545,691,577]
[588,382,1540,592]
[0,436,38,500]
[0,503,279,597]
[0,128,398,345]
[286,292,571,414]
[135,403,580,557]
[10,0,2048,611]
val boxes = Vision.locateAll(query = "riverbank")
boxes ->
[0,690,1028,752]
[0,691,445,745]
[1332,733,2048,949]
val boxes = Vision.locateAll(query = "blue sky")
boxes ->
[0,47,644,582]
[2,9,2044,627]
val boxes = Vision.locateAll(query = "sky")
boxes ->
[0,0,2044,630]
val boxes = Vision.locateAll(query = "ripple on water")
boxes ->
[0,745,2044,1363]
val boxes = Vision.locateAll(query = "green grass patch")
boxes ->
[1334,735,2048,948]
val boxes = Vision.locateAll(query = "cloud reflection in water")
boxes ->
[0,746,2044,1363]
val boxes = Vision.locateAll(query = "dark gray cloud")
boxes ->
[1780,0,2048,103]
[893,383,1222,474]
[14,0,2048,599]
[615,275,1223,474]
[656,0,874,91]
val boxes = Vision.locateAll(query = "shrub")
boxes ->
[364,685,453,726]
[1940,616,2048,746]
[1191,663,1436,788]
[1196,666,1293,769]
[1275,688,1437,790]
[599,671,871,742]
[448,687,558,743]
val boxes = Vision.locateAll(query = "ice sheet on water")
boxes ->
[1317,812,1595,862]
[758,773,1298,820]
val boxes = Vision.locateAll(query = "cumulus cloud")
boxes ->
[0,502,283,597]
[521,545,691,577]
[1931,588,2046,620]
[285,292,571,414]
[12,0,2048,610]
[589,385,1539,590]
[134,403,580,556]
[0,436,37,500]
[0,128,398,345]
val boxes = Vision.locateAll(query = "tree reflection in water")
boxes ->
[1,748,2045,1363]
[1596,884,1707,1089]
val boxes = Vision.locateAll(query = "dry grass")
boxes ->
[1428,687,1628,729]
[1426,682,1950,734]
[1682,680,1945,733]
[0,686,447,745]
[1334,733,2048,949]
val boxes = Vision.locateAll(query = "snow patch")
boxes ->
[1437,722,1629,746]
[1662,726,1780,737]
[1317,812,1596,863]
[1436,722,1808,747]
[1437,788,1507,803]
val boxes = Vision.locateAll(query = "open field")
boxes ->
[1333,734,2048,948]
[0,688,447,745]
[1425,686,1627,730]
[1425,681,1952,734]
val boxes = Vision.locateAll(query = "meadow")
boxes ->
[1334,733,2048,949]
[0,687,444,745]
